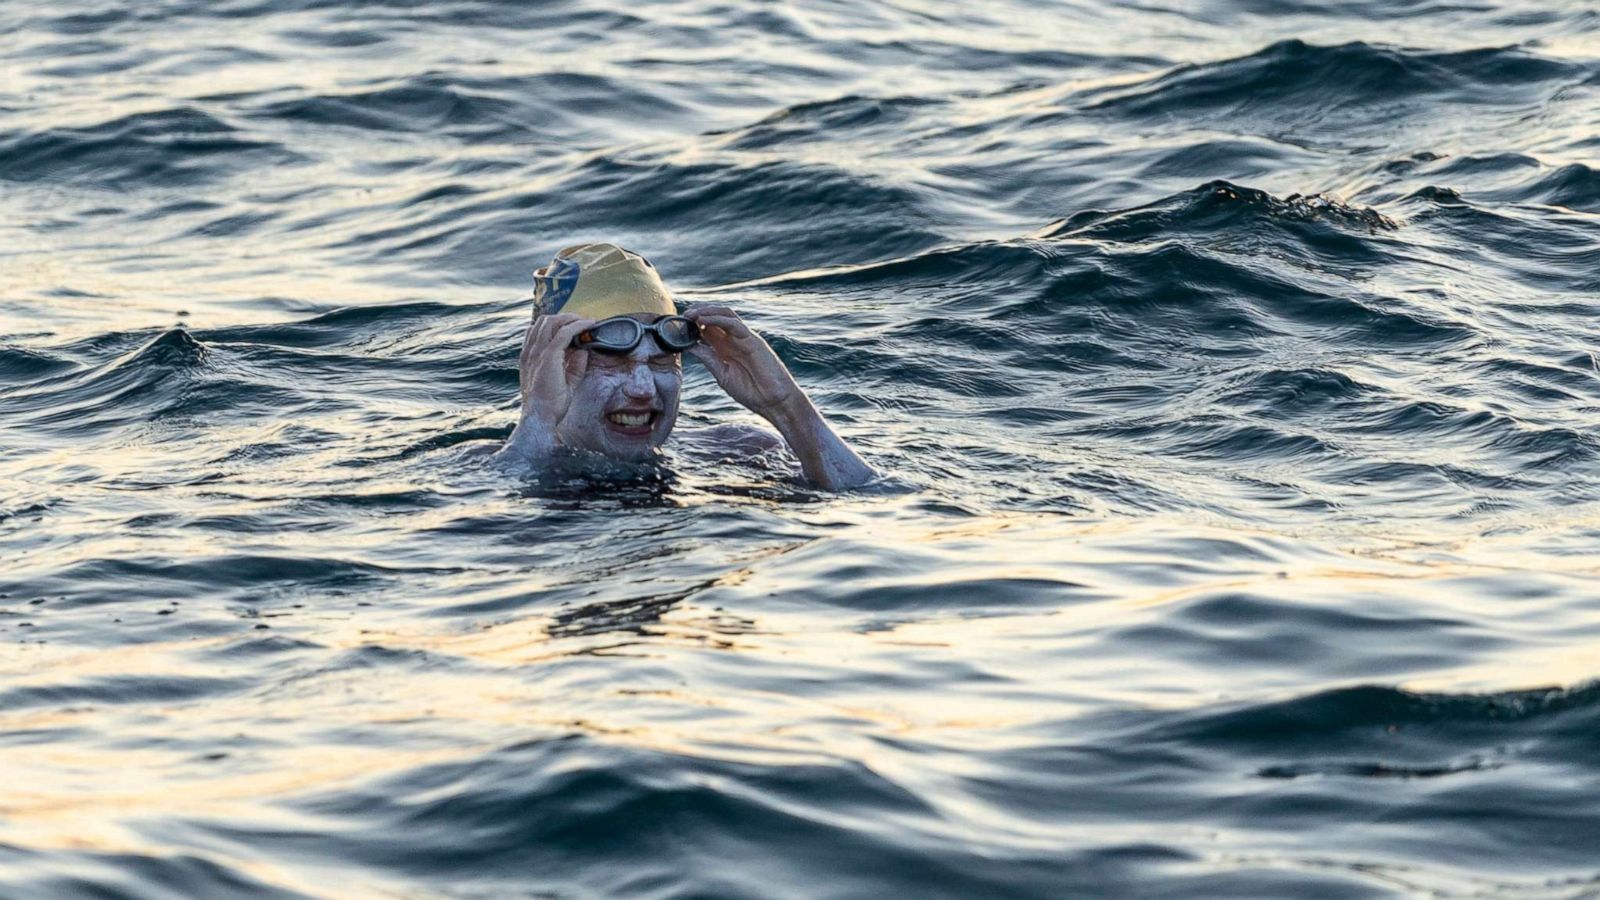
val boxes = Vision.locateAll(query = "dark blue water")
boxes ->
[3,1,1600,896]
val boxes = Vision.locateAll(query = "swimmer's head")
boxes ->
[533,243,676,320]
[533,244,683,461]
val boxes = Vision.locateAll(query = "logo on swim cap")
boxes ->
[533,243,675,320]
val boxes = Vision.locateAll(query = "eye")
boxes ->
[648,355,681,372]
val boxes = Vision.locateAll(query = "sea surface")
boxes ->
[3,0,1599,896]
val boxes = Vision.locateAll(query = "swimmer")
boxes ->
[496,243,876,490]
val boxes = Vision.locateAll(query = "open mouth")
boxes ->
[605,409,657,435]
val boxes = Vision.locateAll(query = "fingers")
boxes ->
[694,319,755,351]
[537,313,584,342]
[549,316,594,350]
[564,342,589,382]
[518,315,594,423]
[522,314,594,396]
[685,304,753,338]
[550,318,594,383]
[524,314,590,363]
[684,342,720,368]
[521,310,576,355]
[519,322,538,368]
[685,303,735,316]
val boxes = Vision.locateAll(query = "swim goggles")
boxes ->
[572,315,700,354]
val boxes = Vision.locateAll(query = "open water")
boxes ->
[3,0,1600,897]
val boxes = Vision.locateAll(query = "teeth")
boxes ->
[608,411,651,427]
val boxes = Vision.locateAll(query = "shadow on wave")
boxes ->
[0,300,518,440]
[735,180,1459,363]
[1083,40,1580,128]
[0,844,300,900]
[242,71,691,144]
[0,107,303,187]
[359,152,950,286]
[199,734,1192,898]
[1135,681,1600,781]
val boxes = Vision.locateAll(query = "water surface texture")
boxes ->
[4,0,1600,897]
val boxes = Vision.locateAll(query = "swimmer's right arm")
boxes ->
[496,313,594,462]
[684,305,876,490]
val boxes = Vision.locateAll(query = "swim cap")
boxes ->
[532,243,675,320]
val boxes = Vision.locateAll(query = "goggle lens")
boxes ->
[586,318,642,348]
[655,316,699,351]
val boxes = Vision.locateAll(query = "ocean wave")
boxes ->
[247,71,690,143]
[0,346,74,382]
[0,845,299,900]
[1037,180,1397,240]
[363,152,952,284]
[1504,162,1600,213]
[716,94,943,152]
[230,735,1164,897]
[1085,40,1579,123]
[4,553,420,604]
[5,330,207,431]
[743,182,1464,360]
[0,107,302,187]
[0,673,246,711]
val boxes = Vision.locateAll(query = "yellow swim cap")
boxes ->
[532,243,675,320]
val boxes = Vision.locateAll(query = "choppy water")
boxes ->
[3,0,1600,896]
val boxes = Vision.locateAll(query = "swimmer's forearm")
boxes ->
[766,393,875,490]
[498,414,557,461]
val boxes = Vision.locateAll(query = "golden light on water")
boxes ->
[7,507,1594,873]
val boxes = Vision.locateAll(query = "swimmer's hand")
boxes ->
[503,313,594,459]
[684,305,804,417]
[686,304,875,490]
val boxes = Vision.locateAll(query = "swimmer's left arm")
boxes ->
[685,305,876,490]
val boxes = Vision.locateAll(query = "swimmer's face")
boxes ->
[554,313,682,461]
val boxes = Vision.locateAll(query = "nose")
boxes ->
[621,361,656,401]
